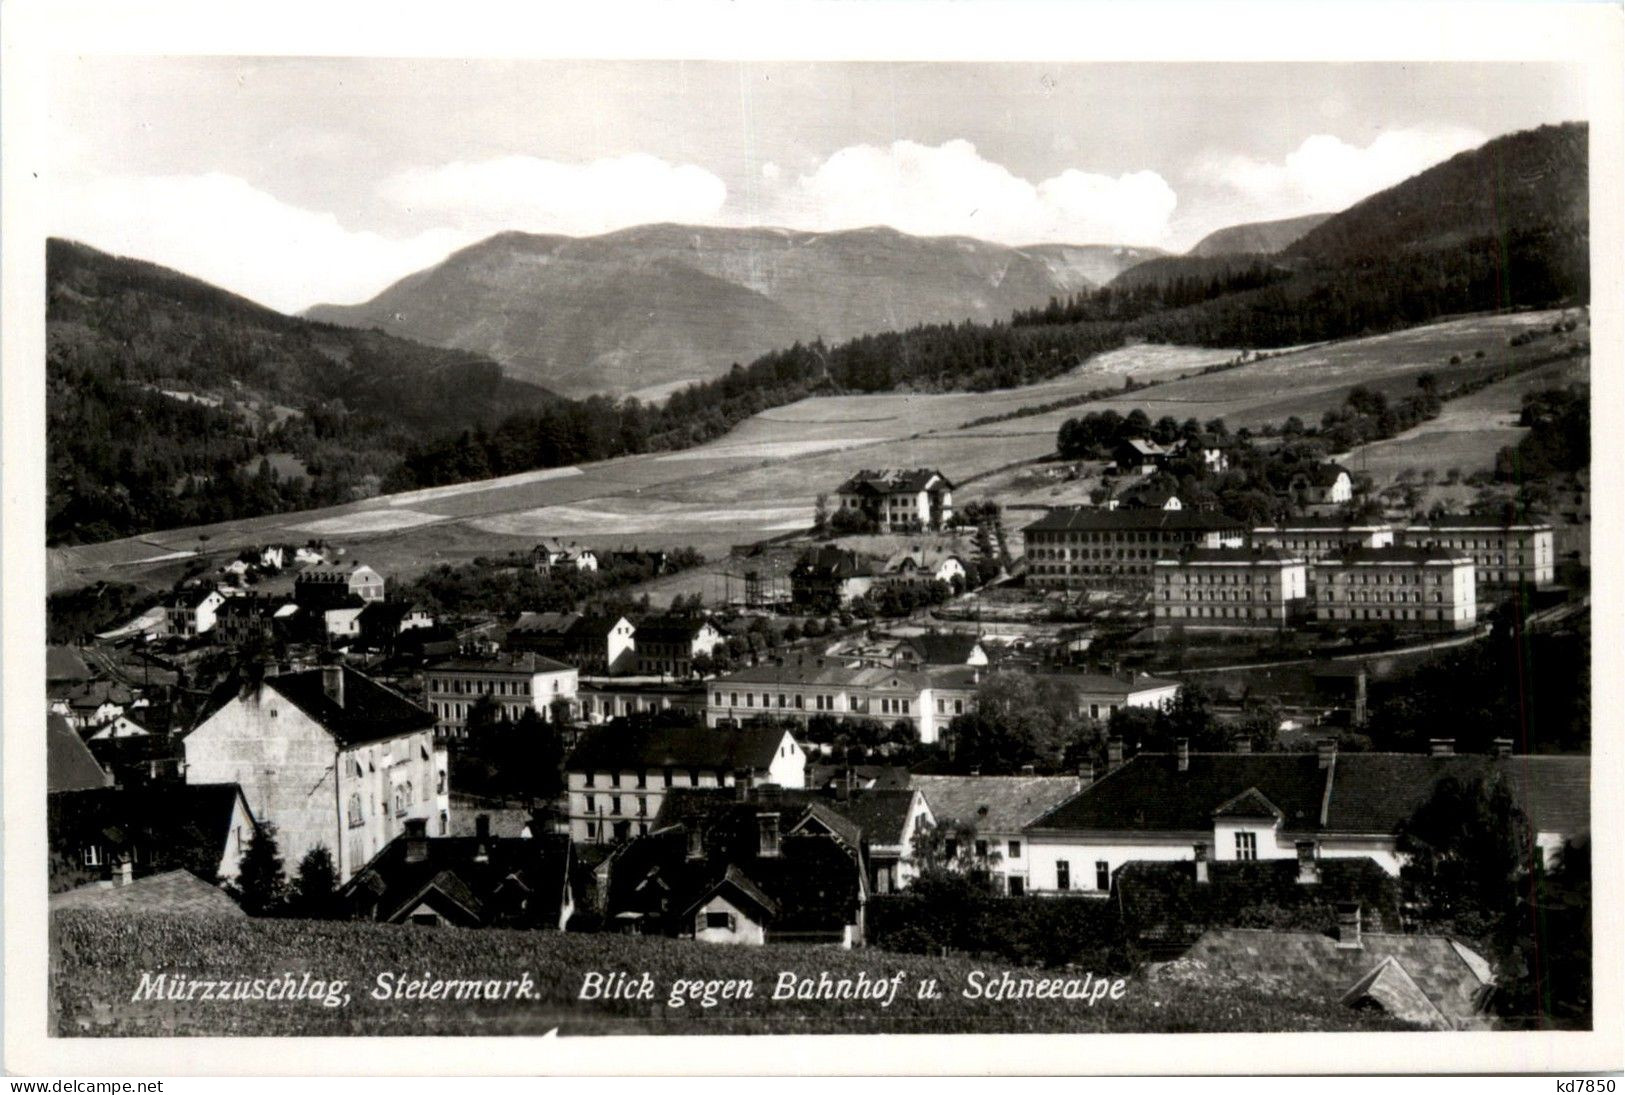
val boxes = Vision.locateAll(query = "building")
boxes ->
[603,790,867,946]
[324,605,366,642]
[912,775,1084,896]
[1250,518,1396,562]
[707,658,950,744]
[633,617,726,677]
[789,547,877,611]
[183,666,449,883]
[1023,508,1247,591]
[1282,463,1354,507]
[1156,923,1495,1030]
[1313,547,1476,630]
[50,679,145,732]
[506,612,636,675]
[214,594,293,648]
[48,713,112,793]
[564,725,807,844]
[893,632,988,668]
[294,560,385,609]
[48,783,255,893]
[1113,437,1175,476]
[578,680,708,726]
[1154,547,1309,629]
[1021,744,1589,895]
[835,468,955,531]
[165,587,226,638]
[532,538,598,573]
[1398,515,1556,589]
[1052,671,1181,722]
[879,547,967,587]
[423,652,580,736]
[354,601,436,651]
[340,820,575,930]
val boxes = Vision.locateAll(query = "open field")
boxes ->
[49,309,1577,595]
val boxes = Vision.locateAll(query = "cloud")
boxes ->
[379,153,728,238]
[56,173,469,311]
[1197,126,1487,218]
[763,139,1176,246]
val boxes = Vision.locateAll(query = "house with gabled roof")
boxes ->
[1021,741,1589,896]
[532,538,598,573]
[340,818,575,930]
[506,611,636,674]
[164,586,227,638]
[294,560,385,609]
[633,616,725,677]
[790,546,878,611]
[879,547,967,588]
[835,468,954,531]
[48,782,255,893]
[183,665,450,883]
[911,774,1084,896]
[892,631,988,669]
[1281,462,1354,508]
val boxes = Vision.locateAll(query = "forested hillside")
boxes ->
[46,240,554,544]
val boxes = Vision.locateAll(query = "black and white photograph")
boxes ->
[2,0,1621,1079]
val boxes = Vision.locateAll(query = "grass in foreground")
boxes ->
[52,911,1416,1037]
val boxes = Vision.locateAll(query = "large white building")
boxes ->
[835,468,955,531]
[1154,547,1309,629]
[1398,515,1556,589]
[423,653,580,737]
[183,666,449,883]
[1021,743,1588,894]
[1313,546,1477,631]
[707,658,952,743]
[563,725,807,843]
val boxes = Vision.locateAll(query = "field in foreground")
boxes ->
[49,309,1578,596]
[51,911,1412,1037]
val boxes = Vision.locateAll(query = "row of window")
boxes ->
[582,768,727,789]
[428,677,538,697]
[584,819,648,840]
[1325,571,1448,585]
[1318,608,1456,622]
[1159,570,1288,585]
[1323,590,1447,604]
[582,793,648,817]
[1029,531,1208,545]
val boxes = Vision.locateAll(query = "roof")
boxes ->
[50,870,245,917]
[48,714,112,792]
[1213,787,1286,820]
[899,632,983,664]
[508,612,624,639]
[1403,515,1553,532]
[1329,547,1473,566]
[166,586,222,609]
[715,659,928,692]
[883,548,964,574]
[424,652,575,675]
[567,725,790,773]
[836,468,952,495]
[1292,463,1352,487]
[1115,857,1403,946]
[1023,507,1245,534]
[297,560,378,580]
[791,546,876,581]
[1163,928,1494,1030]
[340,832,573,927]
[47,646,94,682]
[1117,437,1170,458]
[655,786,915,848]
[808,764,912,791]
[1029,752,1590,840]
[1253,517,1394,532]
[261,666,435,747]
[1042,670,1181,698]
[633,616,717,644]
[913,775,1082,834]
[48,783,248,867]
[1160,547,1304,566]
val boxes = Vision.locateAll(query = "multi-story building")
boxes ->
[1023,508,1247,591]
[912,774,1084,896]
[578,680,708,725]
[294,561,385,609]
[182,665,449,883]
[563,725,807,843]
[835,468,955,531]
[1280,463,1354,507]
[1057,672,1182,722]
[506,612,636,674]
[707,658,952,743]
[1249,518,1395,562]
[789,547,877,612]
[1313,547,1476,630]
[1153,547,1309,629]
[632,617,726,677]
[423,653,580,736]
[532,539,598,573]
[1398,515,1555,589]
[165,587,226,637]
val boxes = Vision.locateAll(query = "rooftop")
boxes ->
[1330,547,1473,566]
[425,652,575,675]
[1024,507,1246,534]
[261,666,436,747]
[50,870,245,917]
[567,725,791,773]
[912,774,1082,834]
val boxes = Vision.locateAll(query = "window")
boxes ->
[1235,832,1258,861]
[1008,840,1021,859]
[637,797,648,817]
[974,839,988,859]
[394,783,412,817]
[704,911,736,931]
[610,795,622,815]
[1095,861,1110,891]
[585,821,597,839]
[636,772,647,789]
[584,793,596,813]
[436,770,447,795]
[1008,876,1025,897]
[82,844,103,867]
[348,792,364,828]
[1056,860,1071,891]
[611,772,621,788]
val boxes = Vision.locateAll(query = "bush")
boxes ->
[869,891,1130,971]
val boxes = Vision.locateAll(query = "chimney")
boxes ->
[1335,901,1364,949]
[758,811,781,857]
[404,817,429,863]
[1493,738,1514,758]
[321,664,344,707]
[686,826,704,859]
[1176,739,1190,771]
[734,769,753,800]
[1077,762,1094,789]
[1020,764,1036,776]
[1107,737,1125,769]
[1193,842,1209,884]
[1429,738,1455,756]
[474,814,491,840]
[1295,841,1319,885]
[1353,667,1368,727]
[1317,738,1338,770]
[1233,738,1252,754]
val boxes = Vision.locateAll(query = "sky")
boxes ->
[48,59,1588,313]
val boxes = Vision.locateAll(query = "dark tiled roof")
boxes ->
[633,617,716,644]
[913,775,1083,834]
[1213,787,1286,820]
[1164,928,1494,1030]
[48,714,111,792]
[655,786,913,848]
[1403,514,1553,532]
[424,652,575,675]
[567,726,790,773]
[509,611,579,636]
[837,468,952,494]
[1164,547,1303,565]
[1115,858,1403,946]
[340,832,572,928]
[48,783,247,869]
[1023,507,1246,534]
[1253,517,1394,532]
[791,546,876,580]
[1298,463,1352,487]
[265,666,435,747]
[1324,754,1589,837]
[1040,670,1180,697]
[50,870,245,917]
[808,764,912,791]
[900,632,983,664]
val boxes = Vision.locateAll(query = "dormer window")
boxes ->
[1234,832,1258,861]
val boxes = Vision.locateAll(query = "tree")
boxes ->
[812,492,830,534]
[1395,775,1531,941]
[909,817,1001,893]
[291,844,339,919]
[948,673,1082,773]
[236,822,288,916]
